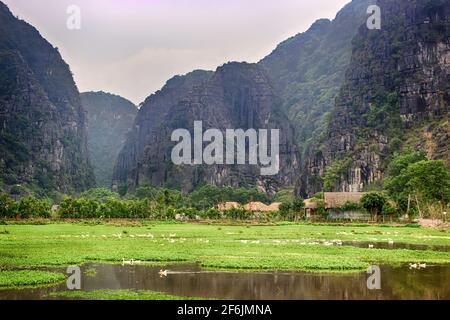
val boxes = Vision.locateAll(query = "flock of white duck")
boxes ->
[120,238,429,279]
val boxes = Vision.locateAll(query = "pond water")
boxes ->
[339,241,450,252]
[1,263,449,300]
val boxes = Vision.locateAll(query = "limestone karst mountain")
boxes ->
[112,64,300,195]
[301,0,450,195]
[111,0,373,196]
[1,0,448,198]
[0,2,94,194]
[81,92,137,188]
[259,0,372,157]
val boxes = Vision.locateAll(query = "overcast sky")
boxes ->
[4,0,350,105]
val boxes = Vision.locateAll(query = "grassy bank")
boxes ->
[0,222,449,274]
[0,270,65,289]
[47,289,204,300]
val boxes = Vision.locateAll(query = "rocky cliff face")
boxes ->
[81,92,137,188]
[0,2,94,193]
[301,0,450,196]
[259,0,372,157]
[113,63,300,195]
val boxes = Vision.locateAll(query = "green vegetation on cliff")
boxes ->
[260,0,372,156]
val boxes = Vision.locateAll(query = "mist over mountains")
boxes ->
[81,91,137,188]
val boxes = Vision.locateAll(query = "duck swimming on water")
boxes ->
[159,270,168,277]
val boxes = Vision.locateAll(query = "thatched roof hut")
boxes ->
[217,202,240,211]
[304,199,318,209]
[266,202,281,212]
[244,202,272,212]
[218,201,280,212]
[323,192,366,209]
[304,192,366,211]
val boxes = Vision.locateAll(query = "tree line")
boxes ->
[1,152,449,221]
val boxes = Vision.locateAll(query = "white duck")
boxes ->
[122,258,133,266]
[159,270,168,277]
[122,258,142,266]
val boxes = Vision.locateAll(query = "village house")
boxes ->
[217,193,368,220]
[244,202,272,213]
[217,201,281,213]
[266,202,281,212]
[304,192,368,220]
[217,202,241,211]
[304,199,318,219]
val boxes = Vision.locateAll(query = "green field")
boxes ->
[1,221,449,278]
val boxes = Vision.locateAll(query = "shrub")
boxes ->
[315,199,327,216]
[223,207,251,220]
[132,185,158,200]
[203,208,222,219]
[385,160,450,211]
[292,198,305,213]
[101,198,128,218]
[0,192,17,218]
[127,199,154,219]
[58,197,156,219]
[340,201,363,212]
[178,207,197,220]
[278,199,305,221]
[155,189,184,207]
[274,189,295,203]
[57,197,75,218]
[58,197,99,219]
[279,202,292,217]
[386,151,426,177]
[382,203,397,217]
[312,192,324,200]
[165,207,176,220]
[361,192,388,221]
[15,196,50,219]
[189,185,269,209]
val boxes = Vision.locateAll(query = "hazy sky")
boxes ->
[4,0,350,105]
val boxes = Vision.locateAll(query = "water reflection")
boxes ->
[1,263,449,300]
[340,241,449,252]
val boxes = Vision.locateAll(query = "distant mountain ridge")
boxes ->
[81,91,137,188]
